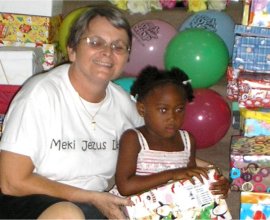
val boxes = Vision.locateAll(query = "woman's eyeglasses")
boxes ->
[80,36,130,55]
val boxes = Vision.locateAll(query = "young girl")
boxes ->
[114,66,229,197]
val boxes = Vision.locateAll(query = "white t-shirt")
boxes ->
[0,64,143,192]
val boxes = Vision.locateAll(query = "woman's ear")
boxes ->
[136,101,144,117]
[67,46,76,62]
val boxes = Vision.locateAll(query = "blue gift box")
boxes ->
[232,25,270,73]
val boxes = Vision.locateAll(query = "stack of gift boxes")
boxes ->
[0,0,66,138]
[227,0,270,219]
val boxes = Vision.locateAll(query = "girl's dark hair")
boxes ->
[67,6,132,51]
[130,66,194,102]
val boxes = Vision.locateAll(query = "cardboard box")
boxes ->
[238,72,270,108]
[232,25,270,73]
[0,0,63,17]
[0,46,43,85]
[230,135,270,192]
[240,192,270,219]
[124,169,232,220]
[0,40,65,70]
[0,85,21,114]
[0,13,62,43]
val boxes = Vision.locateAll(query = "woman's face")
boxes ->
[68,15,130,84]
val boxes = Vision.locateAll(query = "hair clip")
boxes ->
[131,94,138,102]
[182,79,192,85]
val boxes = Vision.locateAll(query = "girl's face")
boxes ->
[138,83,187,138]
[68,16,130,84]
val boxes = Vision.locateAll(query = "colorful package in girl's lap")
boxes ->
[240,192,270,220]
[230,135,270,192]
[123,169,232,220]
[240,108,270,137]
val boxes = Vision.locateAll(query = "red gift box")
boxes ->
[238,72,270,108]
[0,85,21,114]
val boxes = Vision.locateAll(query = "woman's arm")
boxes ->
[0,150,132,219]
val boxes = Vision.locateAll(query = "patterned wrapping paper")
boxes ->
[0,13,62,44]
[232,25,270,73]
[238,72,270,108]
[123,169,232,220]
[240,108,270,137]
[240,192,270,219]
[226,66,240,101]
[230,135,270,192]
[0,40,65,70]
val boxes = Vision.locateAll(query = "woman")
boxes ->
[0,6,143,219]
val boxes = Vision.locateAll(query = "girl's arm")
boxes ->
[115,129,208,196]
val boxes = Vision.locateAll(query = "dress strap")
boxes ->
[179,130,191,152]
[133,129,149,150]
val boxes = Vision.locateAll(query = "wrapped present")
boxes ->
[0,40,65,70]
[230,135,270,192]
[240,192,270,219]
[232,25,270,73]
[248,0,270,28]
[238,72,270,108]
[124,169,232,220]
[226,66,240,101]
[0,46,43,85]
[240,108,270,137]
[0,0,63,17]
[0,13,62,44]
[0,85,21,114]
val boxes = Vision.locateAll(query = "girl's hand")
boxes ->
[172,167,209,184]
[209,175,230,199]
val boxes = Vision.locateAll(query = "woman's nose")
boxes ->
[101,44,113,55]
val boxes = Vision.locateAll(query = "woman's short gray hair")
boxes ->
[67,6,132,51]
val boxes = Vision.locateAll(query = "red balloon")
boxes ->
[181,88,231,149]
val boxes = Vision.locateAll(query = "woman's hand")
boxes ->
[90,192,132,219]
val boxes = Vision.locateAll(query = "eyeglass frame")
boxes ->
[80,35,131,55]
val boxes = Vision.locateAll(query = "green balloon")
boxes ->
[59,7,90,59]
[164,28,229,88]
